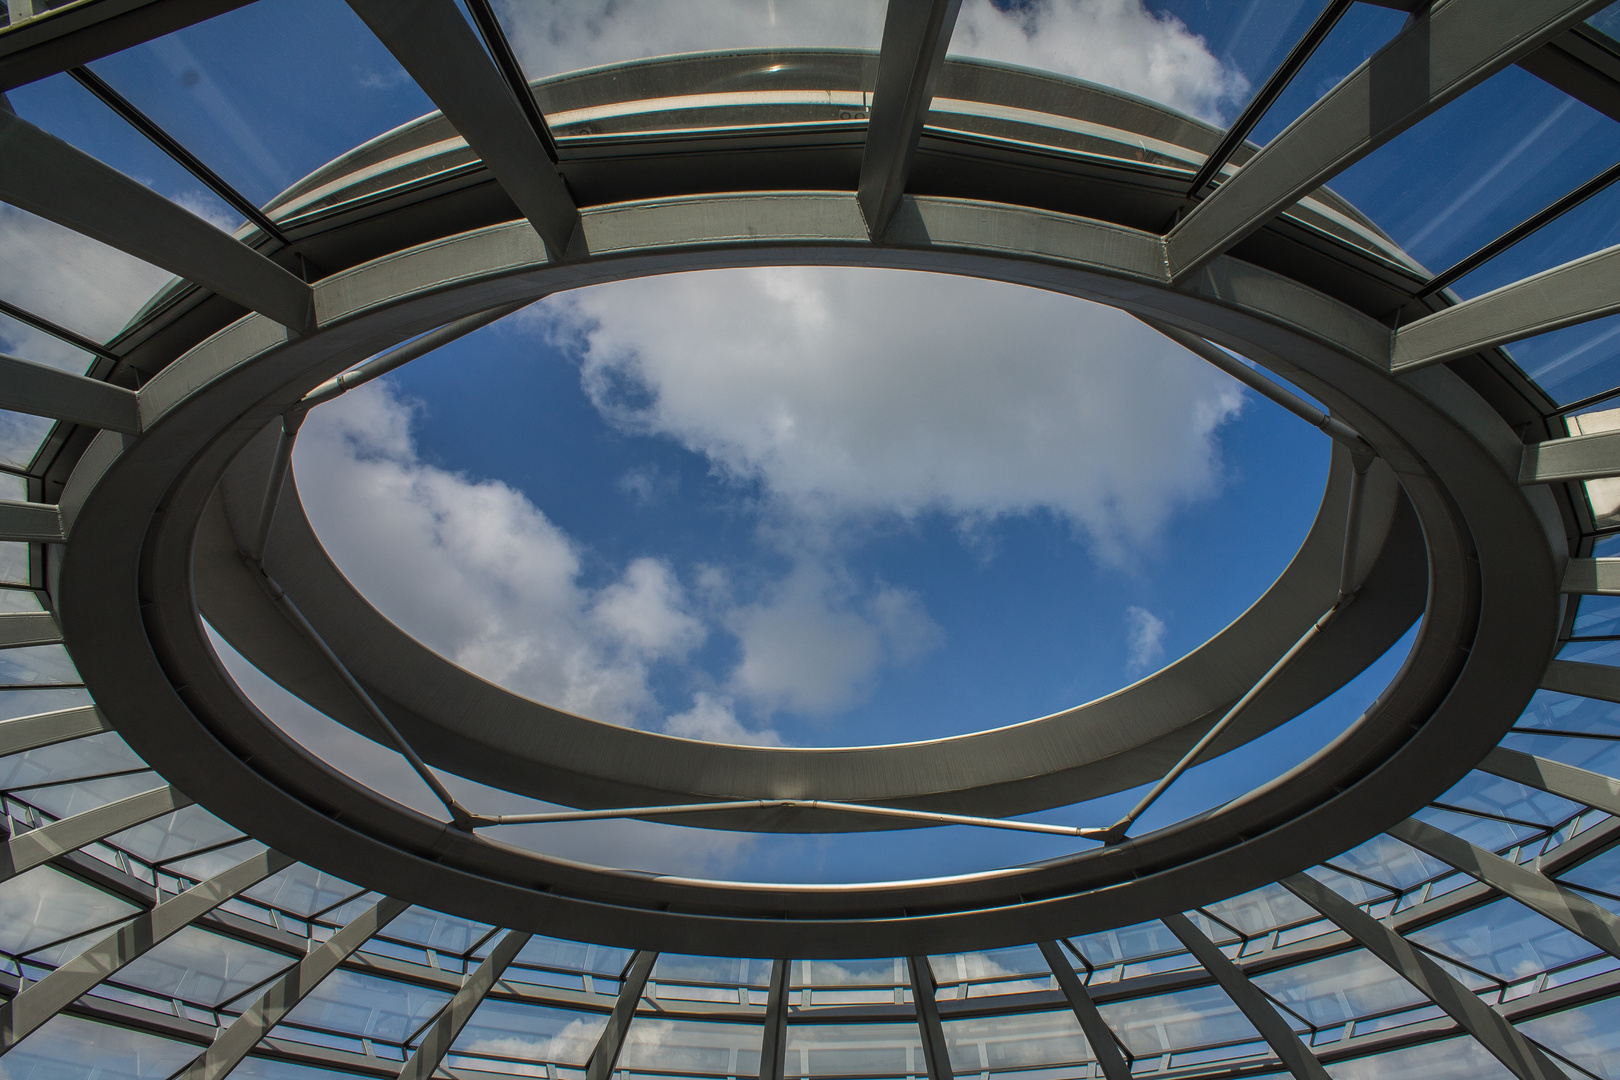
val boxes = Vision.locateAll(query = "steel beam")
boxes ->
[0,847,293,1052]
[0,610,58,649]
[1281,871,1573,1080]
[1394,242,1620,373]
[1166,0,1608,281]
[1541,659,1620,706]
[1392,816,1620,959]
[0,704,108,755]
[0,0,254,92]
[584,950,657,1080]
[858,0,963,238]
[1,784,191,881]
[1162,912,1330,1079]
[1519,24,1620,125]
[1038,941,1130,1080]
[174,895,408,1080]
[1521,427,1620,483]
[0,499,61,542]
[344,0,579,259]
[0,351,140,433]
[759,958,790,1080]
[1481,746,1620,818]
[908,956,955,1080]
[1562,557,1620,594]
[396,927,530,1080]
[0,109,313,331]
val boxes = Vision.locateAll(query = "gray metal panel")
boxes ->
[0,0,254,91]
[0,847,292,1051]
[759,958,790,1080]
[1561,556,1620,594]
[0,610,59,648]
[858,0,962,238]
[1521,427,1620,483]
[396,927,530,1080]
[0,704,108,755]
[1281,872,1572,1080]
[344,0,579,259]
[908,956,955,1080]
[585,950,657,1080]
[0,109,313,331]
[1519,25,1620,124]
[1390,816,1620,960]
[1481,746,1620,817]
[174,895,409,1080]
[0,784,191,882]
[0,498,61,542]
[1394,242,1620,372]
[1166,0,1607,280]
[0,352,140,433]
[1161,912,1329,1079]
[1541,658,1620,704]
[1037,942,1130,1080]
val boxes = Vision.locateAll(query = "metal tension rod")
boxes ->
[1092,445,1375,843]
[1182,0,1354,198]
[1137,315,1372,454]
[244,299,531,564]
[470,798,1113,838]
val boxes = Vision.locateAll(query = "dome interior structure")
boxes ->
[2,1,1620,1079]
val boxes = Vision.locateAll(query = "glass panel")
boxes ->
[4,1014,198,1079]
[0,412,53,472]
[0,542,26,587]
[1589,2,1620,39]
[164,838,268,881]
[1507,313,1620,409]
[85,0,435,212]
[0,204,177,343]
[17,771,164,818]
[111,925,294,1008]
[107,803,243,864]
[446,997,608,1074]
[229,1057,370,1080]
[1572,594,1620,641]
[5,72,243,233]
[794,958,904,1005]
[241,861,363,917]
[784,1021,924,1080]
[653,953,773,1003]
[1404,897,1599,983]
[1325,69,1620,277]
[1246,4,1410,145]
[941,1009,1091,1076]
[1095,984,1259,1059]
[0,731,145,791]
[0,588,44,613]
[279,968,452,1050]
[1449,176,1620,303]
[0,865,137,959]
[1410,806,1546,855]
[1503,729,1620,783]
[0,687,93,721]
[931,944,1054,1000]
[0,644,80,686]
[1430,770,1581,829]
[1323,1034,1516,1080]
[1518,994,1620,1079]
[1325,834,1450,892]
[383,905,495,955]
[618,1016,764,1078]
[1069,918,1192,979]
[1251,948,1427,1030]
[1200,882,1320,938]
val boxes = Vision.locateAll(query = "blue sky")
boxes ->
[6,0,1620,881]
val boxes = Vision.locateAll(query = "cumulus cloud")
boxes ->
[494,0,1242,122]
[295,383,706,726]
[1124,605,1166,672]
[542,266,1244,562]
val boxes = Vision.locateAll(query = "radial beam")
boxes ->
[1520,427,1620,483]
[175,895,409,1080]
[759,958,790,1080]
[397,927,531,1080]
[0,351,140,433]
[1166,0,1609,281]
[1540,658,1620,706]
[1162,912,1329,1079]
[0,108,313,331]
[1038,941,1130,1080]
[1481,746,1620,818]
[1281,872,1573,1080]
[858,0,963,238]
[585,950,658,1080]
[0,704,108,756]
[907,956,956,1080]
[1393,242,1620,373]
[0,0,255,92]
[0,611,59,649]
[0,784,191,881]
[0,499,62,542]
[1391,816,1620,959]
[0,847,294,1052]
[344,0,580,260]
[1563,557,1620,594]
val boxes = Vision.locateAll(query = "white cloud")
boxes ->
[542,266,1244,563]
[665,691,783,746]
[494,0,1241,122]
[1124,604,1166,672]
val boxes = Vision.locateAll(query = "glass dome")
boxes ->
[1,1,1620,1079]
